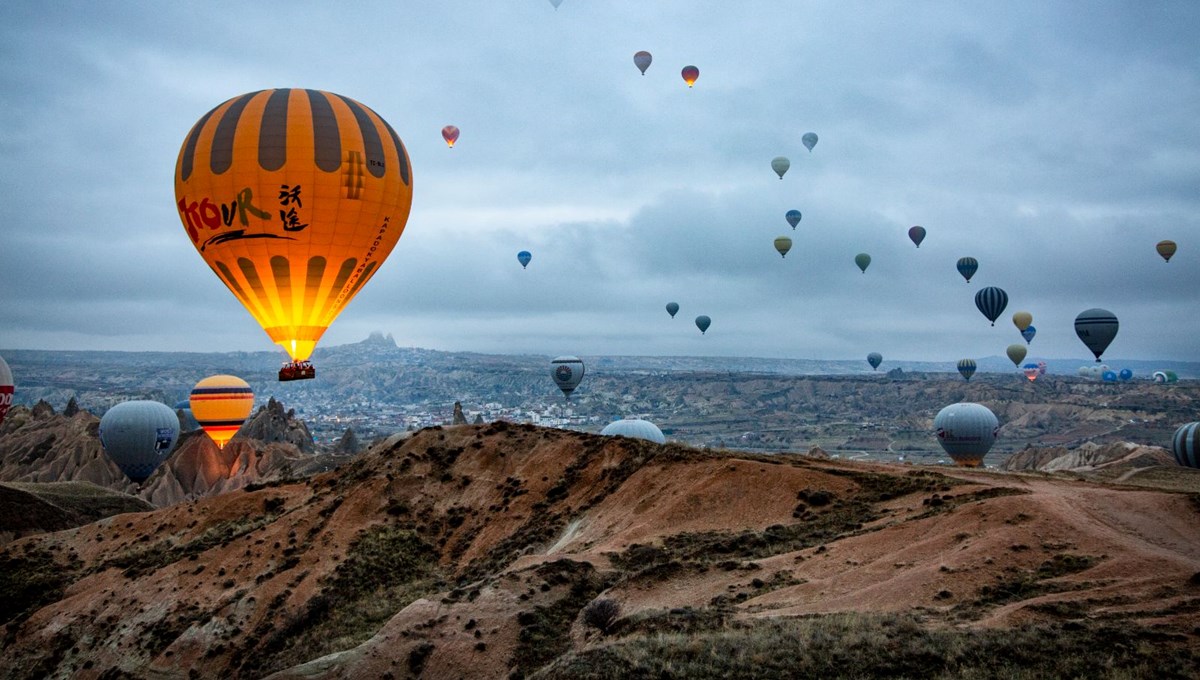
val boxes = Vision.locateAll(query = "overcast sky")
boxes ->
[1,1,1197,364]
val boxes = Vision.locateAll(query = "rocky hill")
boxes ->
[0,481,152,544]
[2,424,1197,678]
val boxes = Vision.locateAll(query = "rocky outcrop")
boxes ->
[0,481,152,545]
[236,397,316,453]
[0,405,134,493]
[1001,441,1175,472]
[452,401,468,425]
[333,427,361,455]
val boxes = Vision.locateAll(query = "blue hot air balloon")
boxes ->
[1102,370,1118,382]
[1119,368,1133,381]
[695,315,711,335]
[786,210,802,229]
[957,257,978,283]
[974,287,1008,326]
[1021,325,1036,344]
[666,302,679,318]
[517,251,532,269]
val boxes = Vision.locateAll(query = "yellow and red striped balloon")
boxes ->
[189,375,254,449]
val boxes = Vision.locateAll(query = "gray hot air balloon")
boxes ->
[802,132,818,152]
[933,402,999,467]
[867,352,883,370]
[600,418,666,444]
[1074,308,1118,363]
[771,156,790,179]
[666,302,679,318]
[695,315,711,334]
[0,354,13,427]
[1172,422,1200,468]
[99,400,181,483]
[855,253,871,273]
[633,50,652,75]
[550,355,585,400]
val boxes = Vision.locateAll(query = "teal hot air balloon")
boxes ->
[867,352,883,370]
[957,257,978,283]
[802,132,818,152]
[908,226,926,248]
[855,253,871,273]
[695,315,711,334]
[1074,308,1118,363]
[666,302,679,318]
[99,401,181,483]
[771,156,790,179]
[517,251,532,269]
[1173,422,1200,468]
[974,286,1008,326]
[786,210,802,229]
[550,356,585,400]
[1021,325,1036,344]
[957,359,977,381]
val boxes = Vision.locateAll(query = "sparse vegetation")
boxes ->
[581,598,621,634]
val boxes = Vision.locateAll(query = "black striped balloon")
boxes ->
[974,286,1008,326]
[1173,422,1200,469]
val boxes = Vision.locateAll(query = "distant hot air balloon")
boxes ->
[855,253,871,273]
[1074,308,1118,362]
[1012,311,1032,333]
[1156,240,1177,263]
[802,132,818,152]
[957,358,977,381]
[548,0,563,8]
[1021,325,1036,344]
[681,65,699,87]
[0,354,12,427]
[771,156,790,179]
[1102,370,1118,382]
[1119,368,1133,381]
[774,236,793,258]
[934,402,999,467]
[908,226,926,248]
[634,51,652,75]
[974,287,1008,326]
[190,375,254,449]
[1172,422,1200,468]
[695,315,711,335]
[518,250,532,269]
[786,210,802,229]
[867,352,883,370]
[666,302,679,318]
[441,125,460,148]
[1006,344,1027,367]
[175,89,413,382]
[601,418,665,444]
[1022,363,1040,382]
[1038,361,1047,376]
[550,356,585,400]
[956,257,978,283]
[99,401,181,483]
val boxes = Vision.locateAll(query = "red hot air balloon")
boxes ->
[681,65,699,88]
[442,125,460,148]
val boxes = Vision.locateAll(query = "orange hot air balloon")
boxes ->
[681,65,699,87]
[174,89,413,379]
[189,375,254,449]
[442,125,460,148]
[1156,240,1176,262]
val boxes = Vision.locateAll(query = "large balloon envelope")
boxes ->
[974,287,1008,326]
[695,315,711,334]
[786,210,802,229]
[441,125,460,148]
[1074,308,1118,362]
[518,250,532,269]
[802,132,818,152]
[99,401,181,483]
[956,257,978,283]
[666,302,679,318]
[1006,344,1027,367]
[0,354,12,427]
[957,358,977,381]
[1021,325,1036,344]
[934,402,998,467]
[634,51,652,75]
[774,236,792,258]
[1156,240,1176,262]
[601,418,666,444]
[1172,422,1200,468]
[908,226,926,248]
[190,375,254,449]
[867,352,882,370]
[855,253,871,273]
[174,89,414,369]
[681,65,699,87]
[550,356,585,400]
[771,156,790,179]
